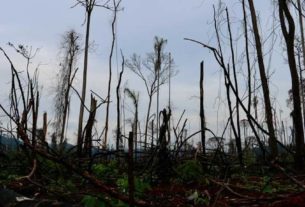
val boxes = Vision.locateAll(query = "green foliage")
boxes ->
[81,195,128,207]
[92,161,119,180]
[243,149,256,166]
[175,160,204,183]
[116,176,151,197]
[81,195,106,207]
[48,177,77,193]
[261,176,272,193]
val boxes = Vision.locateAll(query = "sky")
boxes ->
[0,0,296,147]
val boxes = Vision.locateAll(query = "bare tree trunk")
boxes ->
[77,10,92,157]
[226,8,243,165]
[248,0,278,158]
[134,99,138,159]
[128,131,135,207]
[242,0,252,124]
[144,94,153,150]
[199,61,206,155]
[116,53,124,151]
[84,95,97,158]
[151,119,154,148]
[298,53,305,135]
[43,112,47,143]
[156,66,160,142]
[168,53,172,145]
[279,0,305,169]
[297,0,305,133]
[242,0,266,160]
[60,31,79,146]
[104,0,119,149]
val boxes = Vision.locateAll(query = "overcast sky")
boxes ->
[0,0,295,146]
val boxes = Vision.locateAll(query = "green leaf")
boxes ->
[81,195,106,207]
[262,185,273,193]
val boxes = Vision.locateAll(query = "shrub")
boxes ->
[175,160,203,183]
[92,160,119,180]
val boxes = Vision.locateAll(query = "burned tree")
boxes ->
[104,0,122,148]
[53,30,80,151]
[124,88,139,152]
[248,0,278,158]
[279,0,305,169]
[125,37,174,149]
[72,0,111,156]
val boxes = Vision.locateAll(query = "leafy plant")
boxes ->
[261,176,274,194]
[81,195,128,207]
[92,160,119,181]
[48,177,77,193]
[116,176,151,197]
[175,160,204,183]
[81,195,106,207]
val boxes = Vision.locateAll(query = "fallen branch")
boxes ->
[271,161,305,190]
[17,159,37,181]
[17,127,152,207]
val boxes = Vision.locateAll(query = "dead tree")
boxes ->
[248,0,278,158]
[83,95,97,158]
[104,0,122,148]
[225,8,243,166]
[199,61,206,155]
[124,88,139,152]
[125,37,174,150]
[156,108,172,183]
[127,131,135,207]
[279,0,305,169]
[116,52,125,151]
[72,0,111,156]
[53,30,80,151]
[296,0,305,132]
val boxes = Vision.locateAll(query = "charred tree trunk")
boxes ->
[156,109,171,183]
[116,53,124,151]
[128,131,135,207]
[84,95,97,158]
[248,0,278,158]
[104,0,120,149]
[77,9,92,157]
[226,9,243,166]
[279,0,305,169]
[199,61,206,155]
[144,93,153,150]
[297,0,305,136]
[42,112,47,143]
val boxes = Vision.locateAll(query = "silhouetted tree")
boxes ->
[53,30,80,151]
[248,0,278,158]
[72,0,111,156]
[279,0,305,169]
[124,88,139,151]
[104,0,122,148]
[125,37,174,149]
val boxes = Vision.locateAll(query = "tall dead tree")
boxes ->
[73,0,111,156]
[199,61,206,155]
[124,88,139,152]
[296,0,305,134]
[248,0,278,158]
[279,0,305,169]
[154,37,167,146]
[116,52,125,151]
[104,0,122,148]
[83,95,97,158]
[53,30,80,150]
[226,8,243,166]
[125,37,173,150]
